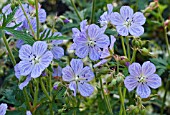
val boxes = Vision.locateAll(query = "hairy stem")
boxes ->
[35,0,40,40]
[33,79,39,108]
[70,0,82,21]
[23,88,31,110]
[130,49,137,63]
[126,38,131,60]
[2,32,16,65]
[91,0,95,24]
[121,36,127,57]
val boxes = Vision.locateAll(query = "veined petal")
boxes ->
[75,45,89,58]
[52,40,63,45]
[38,9,46,23]
[107,4,113,14]
[124,76,138,91]
[16,39,24,49]
[88,24,103,40]
[62,66,74,82]
[51,46,64,59]
[100,48,110,59]
[142,61,156,77]
[0,103,8,115]
[146,74,162,89]
[19,76,32,90]
[128,62,142,77]
[19,44,32,60]
[109,35,116,50]
[80,20,88,31]
[120,6,133,20]
[79,66,94,82]
[89,46,101,61]
[74,32,88,44]
[40,51,53,68]
[70,59,83,75]
[72,28,80,39]
[116,25,128,36]
[110,12,124,25]
[2,4,12,15]
[136,83,151,98]
[32,41,47,57]
[31,63,44,78]
[69,81,77,96]
[95,34,110,48]
[132,12,146,25]
[78,82,94,97]
[14,64,21,79]
[93,59,108,68]
[18,61,33,76]
[129,24,144,37]
[52,66,62,77]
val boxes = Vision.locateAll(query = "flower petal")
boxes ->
[52,39,63,45]
[110,12,124,25]
[129,24,144,37]
[116,25,128,36]
[89,46,101,61]
[19,44,32,60]
[0,103,8,115]
[32,41,47,57]
[38,9,46,23]
[14,64,21,79]
[62,66,74,82]
[51,46,64,59]
[75,45,89,58]
[128,62,142,77]
[19,76,32,90]
[18,61,33,76]
[93,59,108,68]
[95,34,110,48]
[52,66,62,77]
[70,59,84,75]
[78,82,94,97]
[124,76,138,91]
[88,24,103,40]
[16,39,24,49]
[109,35,116,50]
[120,6,133,20]
[80,20,88,31]
[136,83,151,98]
[79,66,94,82]
[107,4,113,14]
[2,4,12,15]
[40,51,53,68]
[132,12,146,25]
[72,28,80,39]
[69,81,77,96]
[31,63,44,78]
[146,74,162,89]
[100,48,110,59]
[142,61,156,77]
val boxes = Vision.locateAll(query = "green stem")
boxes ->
[2,32,16,65]
[23,88,31,110]
[130,49,137,63]
[33,79,39,107]
[121,36,127,57]
[40,78,52,101]
[18,0,36,39]
[70,0,82,21]
[49,102,54,115]
[99,76,113,114]
[118,87,126,115]
[126,38,130,60]
[35,0,40,40]
[91,0,95,24]
[161,80,169,115]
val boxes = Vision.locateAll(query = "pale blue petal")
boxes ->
[40,51,53,68]
[88,24,101,40]
[124,75,138,91]
[96,34,110,48]
[136,83,151,98]
[109,35,116,50]
[78,82,94,97]
[89,46,101,61]
[26,111,32,115]
[75,45,89,58]
[93,59,108,68]
[19,76,32,90]
[51,46,64,59]
[19,44,32,60]
[129,24,144,37]
[52,66,62,77]
[128,62,142,77]
[79,66,94,82]
[31,63,44,78]
[72,28,80,39]
[132,12,146,25]
[18,61,33,76]
[146,74,162,89]
[62,66,74,82]
[70,59,83,75]
[16,39,24,49]
[110,12,124,25]
[100,48,110,59]
[69,81,77,96]
[38,9,46,23]
[80,20,88,31]
[142,61,156,77]
[116,25,128,36]
[14,64,21,79]
[32,41,47,57]
[0,103,8,115]
[107,4,113,14]
[2,4,12,15]
[52,40,63,45]
[120,6,133,20]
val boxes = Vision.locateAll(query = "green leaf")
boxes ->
[43,35,71,41]
[3,27,35,45]
[2,7,18,27]
[159,3,167,15]
[55,87,67,99]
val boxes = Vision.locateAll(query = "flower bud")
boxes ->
[53,82,61,90]
[110,79,117,86]
[116,73,124,83]
[28,0,35,5]
[140,47,150,56]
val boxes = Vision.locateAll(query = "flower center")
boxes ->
[138,75,146,83]
[124,18,133,27]
[87,40,95,47]
[32,54,40,64]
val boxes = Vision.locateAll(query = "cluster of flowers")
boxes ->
[0,3,162,114]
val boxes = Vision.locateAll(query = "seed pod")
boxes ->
[140,47,149,56]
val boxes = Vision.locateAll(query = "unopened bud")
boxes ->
[116,73,124,83]
[140,47,149,56]
[53,82,61,90]
[110,79,117,86]
[28,0,35,5]
[120,56,130,66]
[132,39,142,48]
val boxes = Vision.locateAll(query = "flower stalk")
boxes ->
[35,0,40,40]
[91,0,96,24]
[70,0,82,21]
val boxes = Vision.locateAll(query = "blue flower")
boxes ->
[26,111,32,115]
[15,41,53,79]
[99,4,113,26]
[0,103,8,115]
[124,61,162,98]
[110,6,146,37]
[52,65,62,77]
[62,59,95,97]
[71,20,110,61]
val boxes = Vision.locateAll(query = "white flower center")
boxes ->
[138,75,146,83]
[87,40,95,47]
[31,54,40,65]
[124,18,133,27]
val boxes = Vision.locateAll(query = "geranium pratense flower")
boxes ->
[111,6,146,37]
[0,103,7,115]
[124,61,162,98]
[62,59,95,97]
[99,4,113,26]
[15,41,53,79]
[71,20,110,61]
